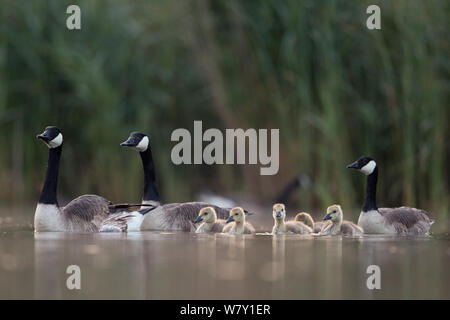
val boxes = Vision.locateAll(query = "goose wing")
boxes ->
[160,202,232,231]
[62,195,151,232]
[99,211,136,232]
[100,206,157,232]
[379,207,432,234]
[61,194,113,231]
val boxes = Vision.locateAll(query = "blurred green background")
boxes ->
[0,0,448,219]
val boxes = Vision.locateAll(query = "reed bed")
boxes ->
[0,0,448,218]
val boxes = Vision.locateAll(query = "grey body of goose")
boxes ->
[272,204,312,235]
[320,205,363,236]
[34,127,145,232]
[348,156,433,235]
[223,207,255,234]
[121,132,240,231]
[194,207,226,233]
[294,212,329,233]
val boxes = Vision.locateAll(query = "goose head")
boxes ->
[226,207,245,224]
[37,126,63,148]
[120,132,149,152]
[323,204,343,222]
[272,203,286,221]
[347,156,377,175]
[195,206,217,224]
[295,212,314,228]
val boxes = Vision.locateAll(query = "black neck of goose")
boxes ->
[362,167,378,212]
[140,148,160,203]
[39,145,62,205]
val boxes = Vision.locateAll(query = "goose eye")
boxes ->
[205,212,208,215]
[333,210,336,213]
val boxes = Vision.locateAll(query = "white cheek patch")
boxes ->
[360,160,377,175]
[47,133,63,148]
[135,136,149,152]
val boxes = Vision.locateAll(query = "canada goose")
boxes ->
[294,212,329,233]
[320,205,363,236]
[223,207,255,234]
[347,156,433,235]
[34,126,149,232]
[120,132,234,231]
[194,207,226,233]
[272,204,312,235]
[120,132,161,206]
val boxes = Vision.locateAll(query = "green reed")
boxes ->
[0,0,448,218]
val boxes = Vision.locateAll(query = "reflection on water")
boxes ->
[0,207,449,299]
[0,229,448,299]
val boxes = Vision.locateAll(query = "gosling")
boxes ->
[223,207,255,234]
[272,204,312,235]
[320,204,363,236]
[194,207,226,233]
[294,212,329,233]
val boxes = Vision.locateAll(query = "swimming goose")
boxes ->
[222,207,255,234]
[294,212,329,233]
[34,126,149,232]
[272,204,312,235]
[347,156,433,235]
[120,132,234,231]
[320,205,363,236]
[194,207,226,233]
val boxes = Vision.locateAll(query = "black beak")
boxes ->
[347,161,359,169]
[194,216,203,224]
[36,132,50,142]
[275,212,282,218]
[120,137,136,147]
[323,213,332,221]
[225,216,234,224]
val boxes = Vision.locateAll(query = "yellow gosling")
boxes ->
[222,207,255,234]
[320,204,363,236]
[272,204,312,235]
[195,206,226,233]
[294,212,329,233]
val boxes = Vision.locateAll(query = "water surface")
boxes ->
[0,208,449,299]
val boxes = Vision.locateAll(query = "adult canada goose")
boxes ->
[347,156,433,235]
[272,204,312,235]
[194,207,226,233]
[120,132,234,231]
[223,207,255,234]
[294,212,329,233]
[34,126,150,232]
[320,205,363,236]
